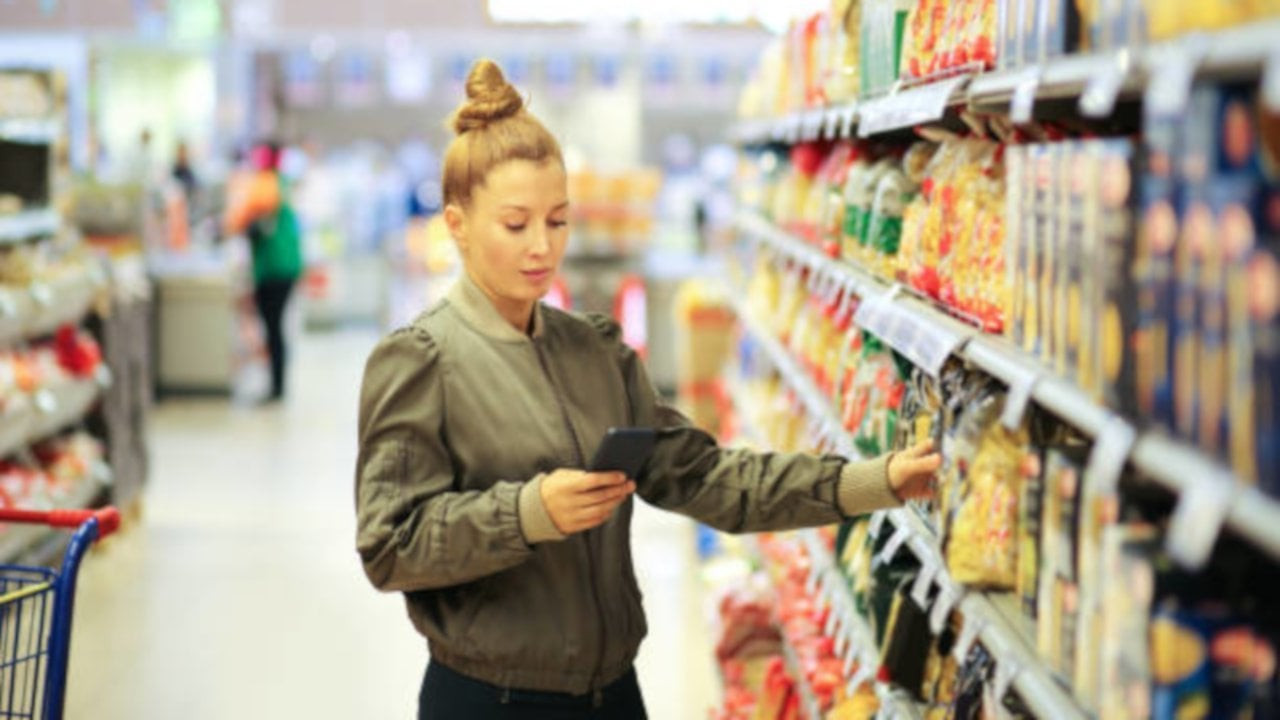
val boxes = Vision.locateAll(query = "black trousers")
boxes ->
[253,278,295,399]
[418,661,647,720]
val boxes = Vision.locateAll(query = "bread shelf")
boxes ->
[734,210,1280,566]
[0,263,107,347]
[731,18,1280,143]
[0,369,110,461]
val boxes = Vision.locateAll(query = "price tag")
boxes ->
[875,524,911,567]
[842,106,859,137]
[858,76,968,137]
[1083,416,1136,496]
[993,658,1023,701]
[1145,37,1206,116]
[1166,474,1235,570]
[805,110,826,141]
[929,586,958,635]
[823,109,841,139]
[1009,65,1041,124]
[786,114,803,143]
[999,367,1043,430]
[847,659,875,698]
[1080,51,1132,118]
[910,558,938,609]
[867,510,888,541]
[952,615,987,662]
[842,645,859,677]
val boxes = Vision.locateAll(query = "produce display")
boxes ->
[0,431,105,521]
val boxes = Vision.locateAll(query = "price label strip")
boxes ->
[993,658,1024,702]
[846,658,875,698]
[875,524,911,568]
[858,76,969,137]
[999,366,1044,431]
[1080,51,1133,118]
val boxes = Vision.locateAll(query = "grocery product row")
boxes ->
[738,1,1279,140]
[713,270,1279,718]
[730,65,1280,546]
[0,431,110,562]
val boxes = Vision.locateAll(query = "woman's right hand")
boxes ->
[540,469,636,535]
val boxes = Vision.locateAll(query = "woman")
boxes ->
[223,141,304,402]
[355,60,941,720]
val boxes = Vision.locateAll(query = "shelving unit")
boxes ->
[0,263,108,346]
[733,210,1280,566]
[729,293,1095,720]
[0,464,110,564]
[0,117,61,145]
[0,209,60,245]
[731,18,1280,143]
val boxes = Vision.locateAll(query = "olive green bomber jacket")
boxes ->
[354,274,901,696]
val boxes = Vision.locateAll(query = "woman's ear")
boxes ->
[444,203,468,252]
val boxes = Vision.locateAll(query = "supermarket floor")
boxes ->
[64,327,717,719]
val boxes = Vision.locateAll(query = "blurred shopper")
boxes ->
[355,59,942,720]
[223,141,304,403]
[171,141,197,207]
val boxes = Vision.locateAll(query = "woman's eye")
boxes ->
[505,223,526,232]
[548,219,567,228]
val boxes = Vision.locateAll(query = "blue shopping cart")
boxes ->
[0,507,119,720]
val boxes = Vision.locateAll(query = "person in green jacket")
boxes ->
[354,59,941,720]
[224,141,304,402]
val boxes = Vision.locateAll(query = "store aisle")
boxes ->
[64,327,715,719]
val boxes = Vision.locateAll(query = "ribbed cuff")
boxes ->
[836,453,901,516]
[518,474,566,544]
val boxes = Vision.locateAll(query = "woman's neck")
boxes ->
[468,272,536,335]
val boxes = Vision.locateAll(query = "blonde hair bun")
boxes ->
[452,59,524,134]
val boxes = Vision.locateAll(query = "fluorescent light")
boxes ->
[487,0,817,25]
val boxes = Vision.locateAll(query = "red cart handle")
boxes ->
[0,507,120,540]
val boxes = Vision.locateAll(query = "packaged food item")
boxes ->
[1039,0,1084,61]
[1094,139,1141,416]
[1005,144,1027,348]
[826,0,863,103]
[1064,142,1100,392]
[1000,0,1024,69]
[1036,444,1088,681]
[1136,102,1180,429]
[847,334,908,458]
[945,393,1029,590]
[841,152,876,260]
[1017,447,1043,619]
[861,0,912,96]
[879,574,934,701]
[1096,523,1157,720]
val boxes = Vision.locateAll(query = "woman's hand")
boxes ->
[541,469,637,535]
[888,440,942,501]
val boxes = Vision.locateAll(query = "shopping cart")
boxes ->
[0,507,119,720]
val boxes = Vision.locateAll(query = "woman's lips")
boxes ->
[522,269,552,282]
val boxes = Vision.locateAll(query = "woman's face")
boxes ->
[447,159,570,323]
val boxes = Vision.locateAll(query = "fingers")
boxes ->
[900,439,936,460]
[580,481,637,508]
[567,495,631,532]
[902,452,943,476]
[575,471,628,492]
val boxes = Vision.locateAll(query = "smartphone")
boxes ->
[588,428,657,478]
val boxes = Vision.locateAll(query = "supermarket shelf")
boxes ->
[730,294,1094,720]
[0,209,59,245]
[0,264,107,347]
[0,117,60,145]
[735,210,1280,565]
[0,370,109,461]
[731,18,1280,143]
[0,464,110,564]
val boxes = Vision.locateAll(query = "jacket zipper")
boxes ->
[533,341,608,705]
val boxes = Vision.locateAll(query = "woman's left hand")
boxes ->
[888,440,942,501]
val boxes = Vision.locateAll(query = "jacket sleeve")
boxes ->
[355,327,541,592]
[584,315,901,534]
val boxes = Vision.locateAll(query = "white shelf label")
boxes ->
[910,557,938,609]
[993,657,1023,701]
[847,660,874,698]
[867,510,888,541]
[875,524,911,568]
[999,367,1043,430]
[1080,52,1131,118]
[952,615,987,662]
[1084,416,1137,496]
[1166,474,1235,570]
[1009,66,1042,124]
[929,587,959,635]
[858,76,969,137]
[1146,37,1206,116]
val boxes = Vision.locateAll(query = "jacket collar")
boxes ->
[446,272,545,342]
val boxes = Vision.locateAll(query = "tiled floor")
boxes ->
[63,327,716,719]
